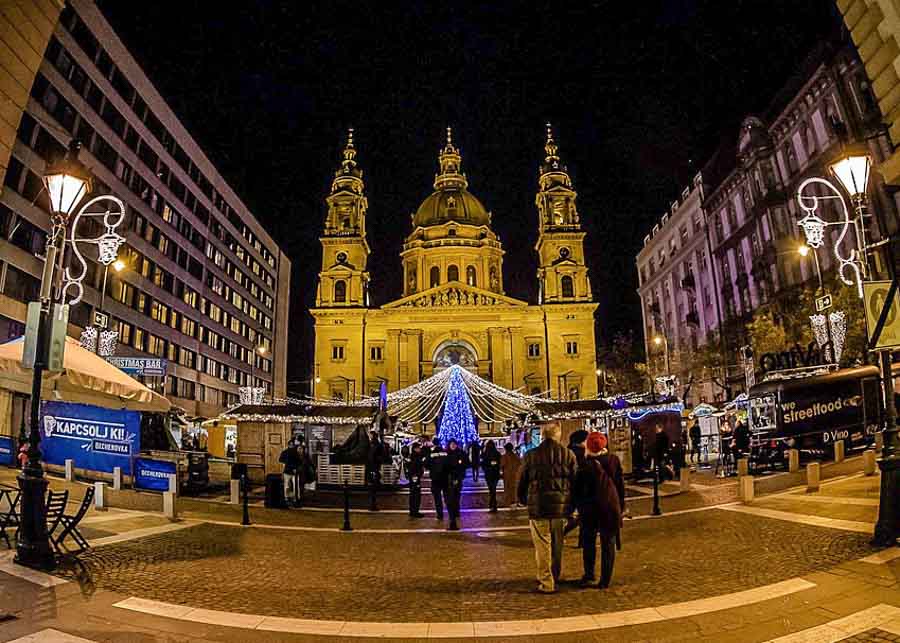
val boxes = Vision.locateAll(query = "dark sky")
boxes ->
[97,0,844,388]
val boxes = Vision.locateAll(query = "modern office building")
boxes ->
[637,44,900,404]
[0,0,290,418]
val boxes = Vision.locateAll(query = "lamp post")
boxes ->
[17,142,91,570]
[796,152,898,546]
[595,367,606,397]
[653,334,670,377]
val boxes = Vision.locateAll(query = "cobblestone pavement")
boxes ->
[50,507,876,623]
[840,629,900,643]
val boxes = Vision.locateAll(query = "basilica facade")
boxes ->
[311,126,599,409]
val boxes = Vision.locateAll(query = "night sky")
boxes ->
[97,1,843,391]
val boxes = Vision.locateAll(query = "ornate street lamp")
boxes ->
[17,142,126,571]
[796,151,898,547]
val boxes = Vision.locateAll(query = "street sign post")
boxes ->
[815,294,833,312]
[863,280,900,351]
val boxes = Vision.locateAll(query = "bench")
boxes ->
[49,487,94,556]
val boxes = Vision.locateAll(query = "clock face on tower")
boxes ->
[559,247,571,259]
[336,251,348,264]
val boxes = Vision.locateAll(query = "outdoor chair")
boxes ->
[49,486,94,556]
[44,489,70,546]
[0,485,20,549]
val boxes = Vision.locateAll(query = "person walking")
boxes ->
[733,418,751,467]
[481,440,502,512]
[468,439,482,483]
[427,437,449,521]
[408,442,425,518]
[689,419,702,464]
[517,421,577,594]
[500,442,522,507]
[295,438,314,507]
[574,432,625,589]
[366,430,386,511]
[278,440,301,507]
[565,430,589,542]
[446,438,468,530]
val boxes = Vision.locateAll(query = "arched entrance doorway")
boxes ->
[432,339,478,373]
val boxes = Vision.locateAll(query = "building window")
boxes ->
[565,340,578,355]
[527,342,541,358]
[466,265,476,287]
[561,275,574,298]
[334,280,347,303]
[331,344,345,361]
[370,345,383,362]
[568,386,580,400]
[430,266,440,288]
[447,264,459,282]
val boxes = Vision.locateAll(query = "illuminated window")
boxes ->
[331,344,345,361]
[466,265,476,286]
[370,345,383,361]
[561,275,574,298]
[447,265,459,282]
[430,266,440,288]
[334,280,347,303]
[565,340,578,355]
[527,342,541,358]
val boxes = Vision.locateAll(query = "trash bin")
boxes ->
[265,473,285,508]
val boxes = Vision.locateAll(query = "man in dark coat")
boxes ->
[733,419,751,465]
[574,432,625,588]
[366,431,386,511]
[468,439,482,482]
[517,421,578,593]
[481,440,502,512]
[446,438,469,530]
[427,437,449,521]
[278,440,301,507]
[689,420,702,464]
[408,442,425,518]
[564,430,589,542]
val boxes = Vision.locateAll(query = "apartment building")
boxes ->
[0,0,290,417]
[637,44,899,404]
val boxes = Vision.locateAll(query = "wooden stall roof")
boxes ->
[221,402,380,424]
[535,398,612,419]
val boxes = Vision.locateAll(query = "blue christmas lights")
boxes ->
[437,366,479,447]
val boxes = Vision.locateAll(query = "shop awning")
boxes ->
[0,336,171,413]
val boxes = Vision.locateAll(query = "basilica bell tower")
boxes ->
[535,124,593,304]
[316,129,370,308]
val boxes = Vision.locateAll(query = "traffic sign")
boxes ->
[815,294,832,312]
[93,310,109,329]
[863,280,900,350]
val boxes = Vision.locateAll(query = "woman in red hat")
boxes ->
[573,431,625,588]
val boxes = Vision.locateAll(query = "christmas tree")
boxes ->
[437,366,478,447]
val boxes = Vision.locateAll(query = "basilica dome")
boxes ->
[413,188,490,228]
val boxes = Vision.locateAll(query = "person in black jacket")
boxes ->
[468,439,482,482]
[481,440,502,512]
[366,431,386,511]
[517,421,577,593]
[689,420,702,464]
[446,438,469,530]
[408,442,425,518]
[427,437,449,521]
[278,440,301,507]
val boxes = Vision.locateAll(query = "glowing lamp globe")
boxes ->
[798,244,810,257]
[830,155,871,198]
[653,336,663,346]
[42,141,91,218]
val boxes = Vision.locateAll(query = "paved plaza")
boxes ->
[0,459,898,642]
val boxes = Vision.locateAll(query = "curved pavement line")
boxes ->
[112,577,816,638]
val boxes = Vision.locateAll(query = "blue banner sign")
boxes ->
[40,401,140,475]
[106,357,167,377]
[0,435,14,466]
[134,457,176,492]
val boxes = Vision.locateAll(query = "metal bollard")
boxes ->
[652,466,662,516]
[168,474,178,496]
[834,440,845,463]
[789,449,800,473]
[163,491,177,521]
[112,466,122,490]
[739,475,755,504]
[737,458,749,477]
[680,468,691,493]
[65,459,74,482]
[342,479,353,531]
[241,473,251,526]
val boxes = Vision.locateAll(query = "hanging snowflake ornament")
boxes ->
[79,326,98,352]
[829,310,847,363]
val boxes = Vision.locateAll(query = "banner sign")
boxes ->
[774,378,877,450]
[0,435,14,466]
[863,280,900,350]
[40,401,140,475]
[106,357,168,377]
[133,457,176,492]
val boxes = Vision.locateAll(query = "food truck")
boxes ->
[747,365,881,466]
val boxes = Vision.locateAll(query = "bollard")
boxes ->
[864,450,877,476]
[112,466,122,490]
[163,491,177,521]
[652,466,662,516]
[342,479,353,531]
[789,449,800,473]
[739,475,755,504]
[94,481,107,511]
[241,473,251,526]
[806,461,821,492]
[834,440,845,463]
[168,474,178,496]
[230,479,240,505]
[737,458,749,477]
[65,459,74,482]
[680,467,691,494]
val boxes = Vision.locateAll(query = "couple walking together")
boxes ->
[517,421,625,593]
